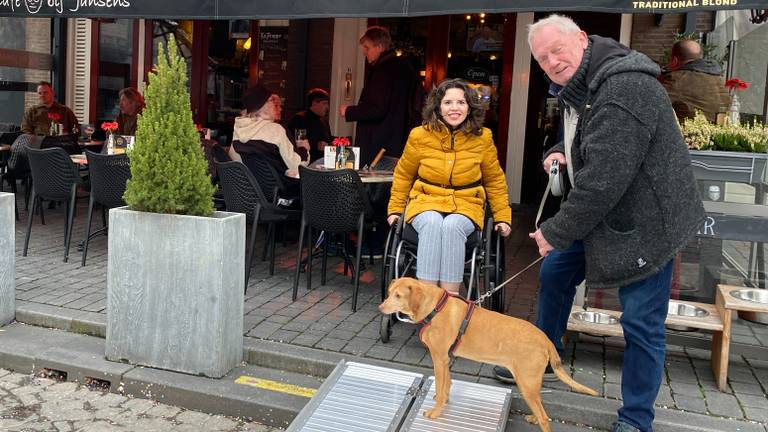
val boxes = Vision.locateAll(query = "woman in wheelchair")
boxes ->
[387,78,512,296]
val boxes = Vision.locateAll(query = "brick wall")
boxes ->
[24,18,52,112]
[631,12,715,65]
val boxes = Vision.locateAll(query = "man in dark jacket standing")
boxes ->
[494,15,705,432]
[340,26,417,166]
[660,39,730,123]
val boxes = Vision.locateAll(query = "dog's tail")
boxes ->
[547,341,599,396]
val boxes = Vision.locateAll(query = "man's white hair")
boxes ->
[527,14,583,48]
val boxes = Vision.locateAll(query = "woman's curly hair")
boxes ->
[422,78,486,136]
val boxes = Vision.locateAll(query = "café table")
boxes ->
[287,167,394,183]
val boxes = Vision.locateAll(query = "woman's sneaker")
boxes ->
[492,365,559,384]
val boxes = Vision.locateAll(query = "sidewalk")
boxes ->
[7,196,768,431]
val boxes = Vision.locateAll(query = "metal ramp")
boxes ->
[286,361,513,432]
[286,361,423,432]
[400,376,512,432]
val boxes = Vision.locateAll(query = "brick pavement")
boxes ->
[7,195,768,429]
[0,368,277,431]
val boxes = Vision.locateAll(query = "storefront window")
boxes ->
[97,19,133,122]
[0,17,52,126]
[152,20,193,93]
[448,14,506,141]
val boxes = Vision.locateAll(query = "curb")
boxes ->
[10,303,768,432]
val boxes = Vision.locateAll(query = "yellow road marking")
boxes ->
[235,375,317,398]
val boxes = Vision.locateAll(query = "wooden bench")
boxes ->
[566,297,730,391]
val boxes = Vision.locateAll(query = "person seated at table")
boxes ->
[387,78,512,295]
[228,84,309,190]
[115,87,145,136]
[21,81,79,136]
[287,88,332,163]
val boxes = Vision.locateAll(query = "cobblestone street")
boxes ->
[0,369,280,432]
[5,195,768,431]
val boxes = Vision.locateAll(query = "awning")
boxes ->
[0,0,761,19]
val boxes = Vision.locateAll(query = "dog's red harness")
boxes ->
[417,290,477,357]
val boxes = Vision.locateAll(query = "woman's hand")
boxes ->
[387,215,400,226]
[494,222,511,237]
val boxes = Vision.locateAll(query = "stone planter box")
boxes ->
[689,150,768,185]
[0,193,14,326]
[106,207,245,378]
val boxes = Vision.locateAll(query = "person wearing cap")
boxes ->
[228,84,309,181]
[287,88,332,162]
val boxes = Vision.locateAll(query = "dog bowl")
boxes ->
[730,289,768,324]
[666,301,709,332]
[571,311,619,325]
[730,289,768,304]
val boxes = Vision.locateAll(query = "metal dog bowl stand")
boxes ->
[566,302,731,392]
[286,361,513,432]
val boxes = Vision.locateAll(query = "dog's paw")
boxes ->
[424,407,443,419]
[524,414,539,425]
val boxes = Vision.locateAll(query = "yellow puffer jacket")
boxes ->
[388,125,512,229]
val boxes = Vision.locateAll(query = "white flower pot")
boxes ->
[105,207,245,377]
[0,193,14,326]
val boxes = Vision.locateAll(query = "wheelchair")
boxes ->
[378,203,506,342]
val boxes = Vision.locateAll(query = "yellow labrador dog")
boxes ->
[379,277,598,431]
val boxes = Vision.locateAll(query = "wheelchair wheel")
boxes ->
[484,233,506,313]
[380,314,393,343]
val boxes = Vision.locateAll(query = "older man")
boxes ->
[21,81,79,136]
[660,39,730,123]
[493,15,704,432]
[339,26,418,166]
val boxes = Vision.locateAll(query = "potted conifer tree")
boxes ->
[105,36,245,378]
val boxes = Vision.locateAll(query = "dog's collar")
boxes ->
[417,290,451,326]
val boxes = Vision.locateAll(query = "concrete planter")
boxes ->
[0,193,14,326]
[106,207,245,377]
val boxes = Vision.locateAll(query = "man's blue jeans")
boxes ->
[535,241,673,432]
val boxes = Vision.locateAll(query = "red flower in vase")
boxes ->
[47,112,61,122]
[724,78,750,92]
[101,121,119,132]
[332,137,351,147]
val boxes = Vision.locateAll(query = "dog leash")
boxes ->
[472,162,562,305]
[473,256,543,305]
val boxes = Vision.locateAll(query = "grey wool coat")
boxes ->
[541,36,705,289]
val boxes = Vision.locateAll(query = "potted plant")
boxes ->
[105,35,245,378]
[683,110,768,185]
[0,192,13,326]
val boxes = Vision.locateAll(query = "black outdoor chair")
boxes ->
[292,166,377,312]
[216,161,301,293]
[23,147,88,262]
[81,151,131,266]
[0,134,37,221]
[240,153,299,205]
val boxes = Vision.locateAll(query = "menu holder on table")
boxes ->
[323,146,360,170]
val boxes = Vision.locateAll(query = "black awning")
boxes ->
[0,0,760,19]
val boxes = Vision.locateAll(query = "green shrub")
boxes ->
[123,35,215,216]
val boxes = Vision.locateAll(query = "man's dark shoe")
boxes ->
[492,365,559,384]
